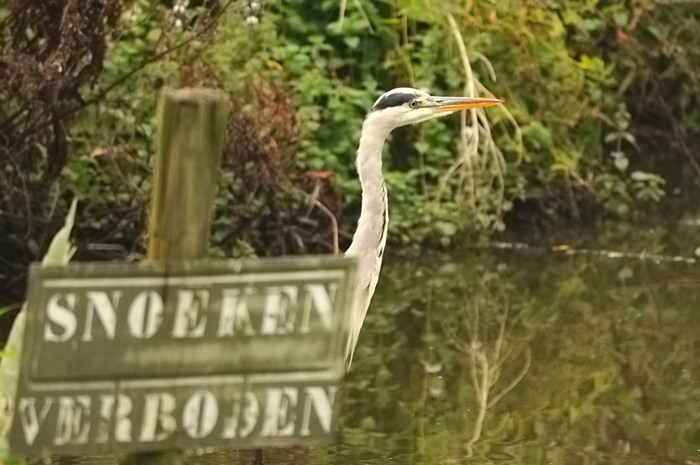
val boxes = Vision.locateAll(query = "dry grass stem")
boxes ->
[432,13,524,229]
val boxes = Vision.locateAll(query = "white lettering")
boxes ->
[96,394,133,443]
[234,391,259,438]
[17,397,54,446]
[217,288,256,336]
[128,291,163,338]
[299,284,336,332]
[300,386,336,435]
[220,390,241,439]
[44,293,77,342]
[113,395,134,442]
[182,390,218,439]
[261,286,297,335]
[54,395,91,446]
[139,393,176,442]
[171,289,209,338]
[260,387,298,437]
[82,291,120,341]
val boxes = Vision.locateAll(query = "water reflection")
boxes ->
[341,243,699,464]
[30,237,700,464]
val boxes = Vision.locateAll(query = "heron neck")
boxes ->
[346,117,391,257]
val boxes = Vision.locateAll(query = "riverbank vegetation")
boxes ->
[0,0,698,305]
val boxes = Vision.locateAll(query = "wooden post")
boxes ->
[124,88,228,465]
[147,87,229,261]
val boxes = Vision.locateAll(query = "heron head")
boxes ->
[368,87,502,130]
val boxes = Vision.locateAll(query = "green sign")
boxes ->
[10,257,356,455]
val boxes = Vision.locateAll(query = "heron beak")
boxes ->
[426,96,503,113]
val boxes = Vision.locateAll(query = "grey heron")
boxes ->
[344,87,502,364]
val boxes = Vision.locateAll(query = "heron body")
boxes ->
[344,88,502,364]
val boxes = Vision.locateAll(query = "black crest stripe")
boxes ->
[372,92,415,111]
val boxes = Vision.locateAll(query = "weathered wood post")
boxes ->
[123,88,228,465]
[147,88,229,262]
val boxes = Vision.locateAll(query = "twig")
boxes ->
[294,188,340,255]
[351,0,374,32]
[465,350,489,456]
[446,13,479,210]
[311,197,340,255]
[338,0,347,27]
[487,347,531,409]
[476,81,523,166]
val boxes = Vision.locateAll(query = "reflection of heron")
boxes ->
[344,88,502,363]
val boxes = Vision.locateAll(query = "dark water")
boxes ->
[21,225,700,464]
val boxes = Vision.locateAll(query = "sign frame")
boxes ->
[10,256,356,455]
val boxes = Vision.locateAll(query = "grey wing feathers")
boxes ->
[344,251,382,365]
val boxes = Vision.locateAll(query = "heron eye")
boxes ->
[409,101,418,108]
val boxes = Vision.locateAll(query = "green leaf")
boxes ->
[435,221,458,237]
[42,198,78,266]
[344,36,361,49]
[605,132,620,144]
[613,10,629,27]
[613,155,629,172]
